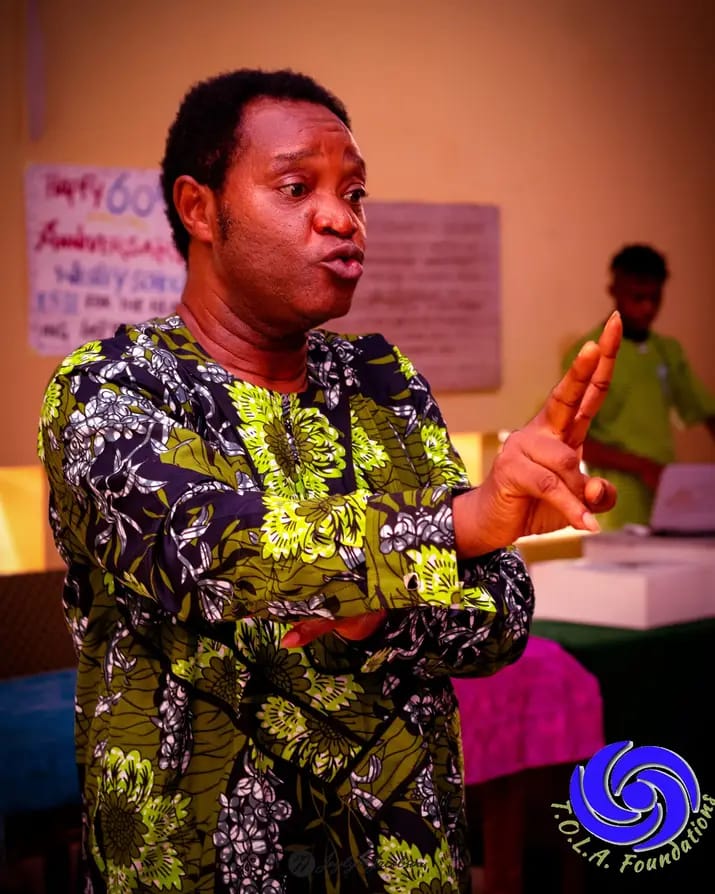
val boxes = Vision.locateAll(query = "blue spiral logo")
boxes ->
[569,741,700,852]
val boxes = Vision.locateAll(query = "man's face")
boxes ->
[609,272,663,338]
[210,98,367,336]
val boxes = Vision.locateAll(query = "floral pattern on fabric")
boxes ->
[91,747,191,893]
[38,316,534,892]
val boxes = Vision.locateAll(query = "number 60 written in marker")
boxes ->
[107,173,161,218]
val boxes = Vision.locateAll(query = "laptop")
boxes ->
[648,463,715,537]
[582,463,715,570]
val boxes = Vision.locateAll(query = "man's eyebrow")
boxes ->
[269,148,367,176]
[270,149,319,167]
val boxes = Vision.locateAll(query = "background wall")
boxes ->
[1,0,713,565]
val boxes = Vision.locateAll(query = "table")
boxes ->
[0,668,79,888]
[453,635,604,786]
[532,618,715,788]
[0,669,79,817]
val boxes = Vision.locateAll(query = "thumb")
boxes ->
[584,476,617,513]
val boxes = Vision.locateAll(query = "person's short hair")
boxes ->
[160,68,351,260]
[609,244,669,282]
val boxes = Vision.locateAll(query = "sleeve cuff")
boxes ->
[364,485,467,610]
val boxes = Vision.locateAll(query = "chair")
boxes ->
[0,570,80,894]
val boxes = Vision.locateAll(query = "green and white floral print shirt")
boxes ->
[38,315,534,894]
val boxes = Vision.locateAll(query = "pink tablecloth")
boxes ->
[451,635,604,786]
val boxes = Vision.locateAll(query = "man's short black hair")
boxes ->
[609,244,669,282]
[160,68,351,260]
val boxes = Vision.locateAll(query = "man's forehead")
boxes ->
[240,97,360,159]
[616,272,662,286]
[613,272,663,294]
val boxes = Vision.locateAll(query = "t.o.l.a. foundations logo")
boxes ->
[553,740,712,876]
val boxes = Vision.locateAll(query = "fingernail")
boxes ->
[582,511,601,533]
[281,632,301,649]
[592,482,605,503]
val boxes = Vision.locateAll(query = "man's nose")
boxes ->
[313,195,359,238]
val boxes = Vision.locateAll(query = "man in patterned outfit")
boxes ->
[38,69,621,892]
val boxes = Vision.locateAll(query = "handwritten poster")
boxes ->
[331,202,501,392]
[26,167,500,391]
[25,163,185,355]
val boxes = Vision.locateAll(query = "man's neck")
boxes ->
[177,284,308,393]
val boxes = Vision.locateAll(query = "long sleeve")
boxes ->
[350,548,533,680]
[344,346,534,679]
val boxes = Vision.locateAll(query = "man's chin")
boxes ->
[622,322,651,342]
[305,289,356,327]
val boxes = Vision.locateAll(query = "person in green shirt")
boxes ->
[563,243,715,530]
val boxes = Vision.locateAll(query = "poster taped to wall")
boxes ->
[333,201,500,391]
[25,164,501,390]
[24,163,185,356]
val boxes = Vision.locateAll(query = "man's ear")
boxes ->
[173,176,215,247]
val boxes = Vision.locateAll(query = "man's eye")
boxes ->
[345,187,368,204]
[279,183,308,198]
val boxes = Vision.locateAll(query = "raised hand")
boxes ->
[453,310,622,556]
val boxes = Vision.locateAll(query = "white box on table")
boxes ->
[583,531,715,568]
[529,558,715,629]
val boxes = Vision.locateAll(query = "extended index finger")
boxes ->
[567,311,622,446]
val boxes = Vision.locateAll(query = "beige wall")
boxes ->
[1,0,714,564]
